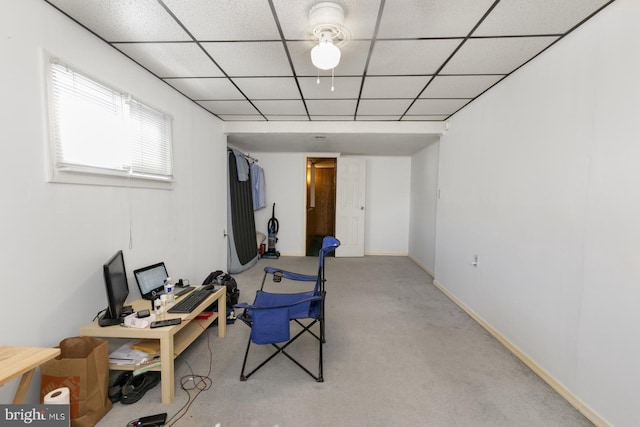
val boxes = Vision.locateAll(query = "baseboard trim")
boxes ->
[364,251,408,256]
[431,279,610,427]
[408,255,434,278]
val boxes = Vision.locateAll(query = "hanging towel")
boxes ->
[232,149,249,181]
[251,162,266,210]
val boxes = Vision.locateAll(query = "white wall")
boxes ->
[0,0,227,403]
[409,142,439,274]
[245,152,411,256]
[434,1,640,425]
[252,152,307,256]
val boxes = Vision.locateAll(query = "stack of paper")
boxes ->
[108,340,160,365]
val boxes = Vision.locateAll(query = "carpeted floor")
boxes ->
[97,256,593,427]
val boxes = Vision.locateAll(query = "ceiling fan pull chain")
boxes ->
[331,68,335,92]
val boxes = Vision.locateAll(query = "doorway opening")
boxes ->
[306,157,337,256]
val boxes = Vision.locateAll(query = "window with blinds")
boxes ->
[46,57,174,187]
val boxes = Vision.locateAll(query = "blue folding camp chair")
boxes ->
[234,236,340,382]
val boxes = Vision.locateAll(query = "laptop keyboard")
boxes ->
[168,288,213,313]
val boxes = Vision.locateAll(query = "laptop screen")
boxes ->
[133,262,168,299]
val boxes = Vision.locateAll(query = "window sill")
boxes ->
[48,168,174,190]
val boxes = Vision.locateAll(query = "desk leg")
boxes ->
[12,369,35,404]
[160,335,175,404]
[218,292,226,338]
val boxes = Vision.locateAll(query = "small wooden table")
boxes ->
[80,286,226,404]
[0,346,61,403]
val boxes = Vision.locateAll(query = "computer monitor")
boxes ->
[99,250,132,327]
[133,262,169,300]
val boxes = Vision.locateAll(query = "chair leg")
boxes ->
[317,317,324,382]
[280,320,323,382]
[242,342,288,381]
[240,319,324,382]
[239,333,253,381]
[321,292,327,343]
[320,306,326,343]
[259,271,268,291]
[293,319,322,342]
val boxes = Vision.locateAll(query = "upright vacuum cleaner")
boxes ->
[263,203,280,259]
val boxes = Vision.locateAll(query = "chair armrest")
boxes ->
[264,267,317,282]
[234,295,321,311]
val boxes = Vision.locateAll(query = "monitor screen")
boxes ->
[134,262,168,298]
[100,250,131,326]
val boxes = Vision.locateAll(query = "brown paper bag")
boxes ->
[40,336,112,427]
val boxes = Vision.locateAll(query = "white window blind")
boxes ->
[47,59,174,183]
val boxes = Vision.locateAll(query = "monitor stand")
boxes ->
[98,305,133,327]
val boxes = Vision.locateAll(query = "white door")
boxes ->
[335,157,366,257]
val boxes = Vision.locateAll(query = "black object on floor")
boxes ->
[126,412,167,427]
[108,371,133,403]
[121,372,161,405]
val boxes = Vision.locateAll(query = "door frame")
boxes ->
[303,153,339,255]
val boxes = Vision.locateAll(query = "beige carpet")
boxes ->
[97,256,593,427]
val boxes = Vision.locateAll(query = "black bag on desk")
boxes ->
[203,270,240,306]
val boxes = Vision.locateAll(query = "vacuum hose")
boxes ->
[267,203,279,234]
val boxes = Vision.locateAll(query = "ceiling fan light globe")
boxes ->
[311,42,341,70]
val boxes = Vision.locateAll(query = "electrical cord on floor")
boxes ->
[165,323,215,427]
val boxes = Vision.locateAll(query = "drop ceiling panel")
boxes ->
[197,100,259,115]
[114,42,223,78]
[202,42,291,77]
[406,99,471,115]
[378,0,496,38]
[310,116,356,121]
[252,100,307,116]
[357,99,413,116]
[441,36,559,74]
[356,115,403,121]
[361,76,431,99]
[274,0,381,40]
[368,39,461,75]
[265,115,310,121]
[298,77,363,100]
[163,0,280,40]
[47,0,191,41]
[165,78,244,100]
[474,0,611,36]
[44,0,616,154]
[421,75,504,99]
[231,77,301,100]
[402,115,450,121]
[307,100,358,116]
[217,115,266,121]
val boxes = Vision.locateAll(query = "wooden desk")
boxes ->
[0,346,61,403]
[79,286,226,404]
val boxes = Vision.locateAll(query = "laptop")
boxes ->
[133,262,195,300]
